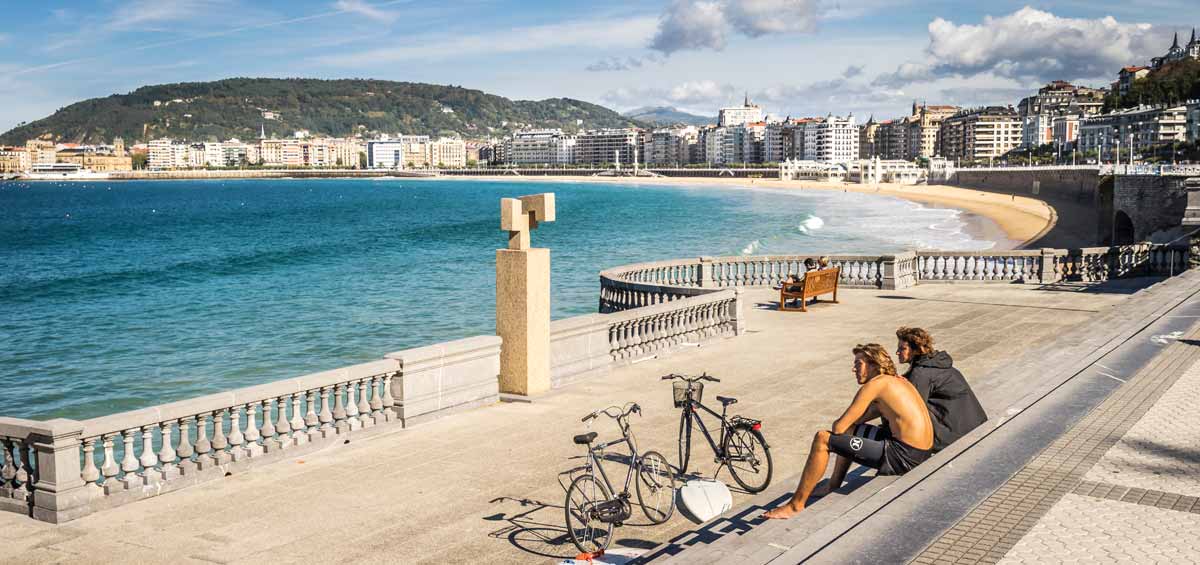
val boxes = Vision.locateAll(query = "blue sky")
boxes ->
[2,1,1199,134]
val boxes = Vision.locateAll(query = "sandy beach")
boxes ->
[443,175,1056,250]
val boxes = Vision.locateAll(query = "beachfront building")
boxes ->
[938,107,1021,163]
[147,139,192,170]
[1077,104,1189,159]
[779,159,847,181]
[367,140,405,169]
[574,128,642,166]
[876,119,909,160]
[799,114,858,164]
[504,129,574,165]
[858,117,880,159]
[1052,114,1082,149]
[854,157,924,185]
[644,127,695,166]
[25,140,56,166]
[0,147,31,173]
[906,103,958,160]
[57,146,133,172]
[429,138,467,168]
[717,95,763,127]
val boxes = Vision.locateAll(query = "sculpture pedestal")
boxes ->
[496,248,551,396]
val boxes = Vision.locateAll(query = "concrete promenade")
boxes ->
[0,281,1172,564]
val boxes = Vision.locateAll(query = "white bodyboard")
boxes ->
[677,479,732,523]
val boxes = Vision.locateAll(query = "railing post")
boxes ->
[29,419,90,524]
[1038,248,1061,284]
[697,257,714,288]
[881,252,916,290]
[732,288,746,336]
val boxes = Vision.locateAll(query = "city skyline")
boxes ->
[2,1,1200,134]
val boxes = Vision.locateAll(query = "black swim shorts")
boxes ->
[828,423,932,476]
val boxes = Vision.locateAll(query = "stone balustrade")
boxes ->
[1058,244,1189,282]
[914,250,1050,283]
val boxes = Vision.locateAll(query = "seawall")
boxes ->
[950,169,1101,248]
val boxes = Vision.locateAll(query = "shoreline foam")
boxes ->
[431,175,1054,251]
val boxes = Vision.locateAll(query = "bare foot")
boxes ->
[761,502,802,520]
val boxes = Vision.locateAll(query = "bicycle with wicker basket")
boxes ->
[663,373,773,493]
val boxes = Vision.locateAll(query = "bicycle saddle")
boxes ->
[573,432,598,445]
[716,395,738,406]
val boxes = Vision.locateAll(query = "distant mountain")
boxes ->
[0,78,647,144]
[623,106,715,126]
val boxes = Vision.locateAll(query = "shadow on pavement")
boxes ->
[485,496,575,559]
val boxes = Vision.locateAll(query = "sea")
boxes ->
[0,178,1001,420]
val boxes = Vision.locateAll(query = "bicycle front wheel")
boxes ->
[564,474,615,554]
[677,409,692,473]
[723,426,773,493]
[636,450,677,524]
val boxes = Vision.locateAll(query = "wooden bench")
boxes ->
[780,267,840,312]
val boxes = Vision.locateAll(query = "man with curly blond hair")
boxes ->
[763,344,933,519]
[896,327,987,452]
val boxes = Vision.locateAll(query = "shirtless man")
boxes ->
[762,343,934,519]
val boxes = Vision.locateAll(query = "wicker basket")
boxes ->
[673,381,702,408]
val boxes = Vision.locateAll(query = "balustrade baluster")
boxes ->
[382,375,397,422]
[1,439,16,497]
[211,410,230,463]
[357,380,374,428]
[345,381,361,430]
[228,408,245,455]
[14,440,32,500]
[157,421,178,479]
[242,403,261,457]
[1003,258,1014,280]
[174,418,196,475]
[194,414,214,468]
[333,384,350,433]
[272,396,291,446]
[368,376,385,425]
[289,393,308,443]
[120,428,141,488]
[319,387,335,433]
[305,390,321,441]
[138,425,159,482]
[81,437,101,488]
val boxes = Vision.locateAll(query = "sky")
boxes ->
[2,0,1200,133]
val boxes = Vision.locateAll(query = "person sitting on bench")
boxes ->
[774,258,819,291]
[762,343,934,519]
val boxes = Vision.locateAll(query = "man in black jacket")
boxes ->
[895,327,988,452]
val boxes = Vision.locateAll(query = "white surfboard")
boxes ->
[677,479,733,523]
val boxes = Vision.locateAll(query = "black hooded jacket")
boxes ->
[905,351,988,452]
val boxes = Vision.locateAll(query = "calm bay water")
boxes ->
[0,178,996,420]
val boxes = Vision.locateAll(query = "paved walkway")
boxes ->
[0,282,1160,564]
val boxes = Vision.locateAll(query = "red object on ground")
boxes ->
[574,549,605,561]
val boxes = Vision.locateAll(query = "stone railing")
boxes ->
[0,335,500,523]
[598,245,1191,313]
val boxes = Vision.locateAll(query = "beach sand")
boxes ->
[441,175,1056,251]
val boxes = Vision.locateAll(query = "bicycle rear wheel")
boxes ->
[636,450,677,524]
[723,426,773,493]
[677,409,692,473]
[564,474,615,553]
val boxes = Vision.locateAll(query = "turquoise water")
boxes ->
[0,178,996,420]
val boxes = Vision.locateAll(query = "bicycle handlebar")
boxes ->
[661,372,721,383]
[581,402,640,423]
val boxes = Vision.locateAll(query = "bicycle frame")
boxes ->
[682,398,734,458]
[583,418,640,501]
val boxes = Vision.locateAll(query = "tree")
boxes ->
[131,153,148,170]
[358,151,367,169]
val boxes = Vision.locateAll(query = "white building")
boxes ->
[718,95,763,127]
[1051,115,1082,149]
[367,140,406,169]
[505,130,571,165]
[574,129,642,166]
[1077,104,1188,159]
[1021,114,1054,148]
[779,159,847,181]
[855,157,924,185]
[644,127,695,166]
[147,139,190,170]
[800,115,859,164]
[430,138,467,168]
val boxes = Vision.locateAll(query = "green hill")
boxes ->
[1105,59,1200,111]
[0,78,645,145]
[623,106,714,126]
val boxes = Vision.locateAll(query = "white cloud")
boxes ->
[650,0,822,54]
[875,7,1165,87]
[333,0,397,24]
[316,16,658,66]
[107,0,234,31]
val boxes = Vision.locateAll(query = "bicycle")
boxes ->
[664,373,773,493]
[563,402,677,554]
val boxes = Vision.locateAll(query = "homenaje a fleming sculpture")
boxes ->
[496,193,555,395]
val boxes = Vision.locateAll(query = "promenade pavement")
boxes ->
[0,282,1156,564]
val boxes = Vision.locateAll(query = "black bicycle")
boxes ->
[664,373,773,493]
[563,402,677,554]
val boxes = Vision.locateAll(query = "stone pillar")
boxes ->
[1038,248,1061,284]
[29,419,90,524]
[496,194,556,396]
[881,252,917,290]
[697,256,714,288]
[732,288,746,336]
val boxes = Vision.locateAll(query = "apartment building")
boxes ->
[939,107,1022,162]
[574,129,642,166]
[147,139,191,170]
[1077,104,1189,158]
[717,95,763,127]
[0,147,31,173]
